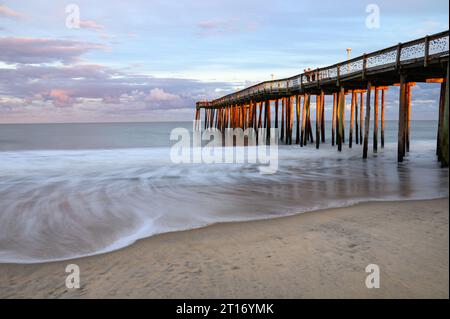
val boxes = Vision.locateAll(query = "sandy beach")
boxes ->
[0,198,448,299]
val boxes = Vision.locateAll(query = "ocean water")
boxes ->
[0,121,448,263]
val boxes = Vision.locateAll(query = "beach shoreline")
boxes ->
[0,198,448,298]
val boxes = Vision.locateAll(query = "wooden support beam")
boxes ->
[373,87,379,153]
[406,84,412,153]
[285,96,290,144]
[281,98,285,141]
[258,102,263,129]
[222,107,225,130]
[222,108,225,131]
[316,94,321,149]
[223,107,226,130]
[194,109,199,129]
[307,98,314,144]
[296,95,301,144]
[355,91,359,145]
[285,97,289,144]
[381,90,385,148]
[289,96,294,145]
[248,101,253,129]
[321,91,325,143]
[225,106,229,129]
[252,103,257,130]
[437,79,446,160]
[342,94,345,144]
[332,92,336,146]
[288,97,292,144]
[275,99,279,129]
[230,106,234,129]
[426,78,445,83]
[208,109,212,129]
[398,74,407,162]
[304,94,313,145]
[394,82,416,87]
[440,63,449,167]
[360,92,364,146]
[219,108,223,131]
[301,94,308,147]
[349,91,355,148]
[217,108,221,131]
[263,102,267,129]
[266,100,271,142]
[337,87,345,151]
[363,82,372,159]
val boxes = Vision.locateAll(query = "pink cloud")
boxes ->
[0,5,25,19]
[145,88,181,104]
[46,89,75,107]
[0,37,107,64]
[79,20,105,31]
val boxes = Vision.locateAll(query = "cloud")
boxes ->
[0,5,25,19]
[79,20,105,31]
[413,20,447,36]
[0,63,236,110]
[145,88,181,104]
[0,37,106,65]
[196,18,258,37]
[44,89,75,107]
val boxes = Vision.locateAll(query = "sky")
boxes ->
[0,0,448,123]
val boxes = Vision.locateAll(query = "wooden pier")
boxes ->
[195,31,449,167]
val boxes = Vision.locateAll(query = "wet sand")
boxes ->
[0,198,448,298]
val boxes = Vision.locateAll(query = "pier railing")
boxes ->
[206,30,448,107]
